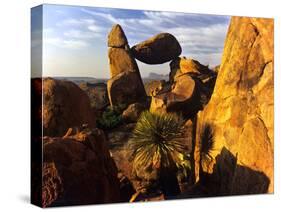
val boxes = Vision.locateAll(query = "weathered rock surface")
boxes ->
[150,74,202,118]
[42,78,96,137]
[108,47,139,78]
[122,102,147,123]
[131,33,182,64]
[144,80,166,96]
[79,82,109,110]
[107,71,146,107]
[193,17,274,194]
[107,24,146,106]
[43,127,121,207]
[169,57,216,82]
[108,24,128,48]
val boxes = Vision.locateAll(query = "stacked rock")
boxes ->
[107,24,146,107]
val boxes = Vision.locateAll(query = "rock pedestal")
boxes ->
[107,24,146,107]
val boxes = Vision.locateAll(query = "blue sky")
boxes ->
[31,4,230,78]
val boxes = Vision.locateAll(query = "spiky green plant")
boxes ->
[128,111,189,195]
[199,123,215,165]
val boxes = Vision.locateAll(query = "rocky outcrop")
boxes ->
[107,24,146,107]
[79,82,109,110]
[193,17,274,194]
[150,58,216,118]
[122,102,148,123]
[131,33,182,64]
[107,71,147,107]
[42,127,121,207]
[170,57,216,82]
[144,80,166,96]
[150,74,202,118]
[42,78,95,137]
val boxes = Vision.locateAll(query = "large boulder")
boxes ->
[150,74,202,118]
[107,71,146,107]
[108,24,128,48]
[131,33,182,64]
[42,127,121,207]
[79,82,109,110]
[42,78,95,137]
[193,17,274,194]
[169,57,216,82]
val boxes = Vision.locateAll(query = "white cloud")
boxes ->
[64,29,102,39]
[45,37,89,49]
[57,18,96,26]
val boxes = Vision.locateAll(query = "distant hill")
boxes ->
[142,72,169,83]
[52,77,108,85]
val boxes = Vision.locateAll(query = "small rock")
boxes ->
[122,102,147,123]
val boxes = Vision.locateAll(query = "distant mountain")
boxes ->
[52,77,108,85]
[146,72,169,80]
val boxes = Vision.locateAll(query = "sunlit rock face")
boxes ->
[193,17,274,194]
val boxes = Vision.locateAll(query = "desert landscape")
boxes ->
[31,11,273,207]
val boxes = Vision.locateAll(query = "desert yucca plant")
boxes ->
[199,123,215,165]
[128,111,188,195]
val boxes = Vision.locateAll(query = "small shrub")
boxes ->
[96,106,123,130]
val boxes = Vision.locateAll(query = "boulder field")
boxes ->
[32,15,274,206]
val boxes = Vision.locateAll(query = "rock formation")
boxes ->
[150,58,216,118]
[122,102,148,123]
[131,33,182,64]
[193,17,274,194]
[107,71,147,106]
[79,82,109,110]
[107,24,146,107]
[42,127,121,207]
[42,78,96,137]
[144,80,166,96]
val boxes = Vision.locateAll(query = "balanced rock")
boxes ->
[108,71,146,107]
[193,17,274,194]
[131,33,182,64]
[42,127,120,207]
[42,78,95,137]
[108,24,128,48]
